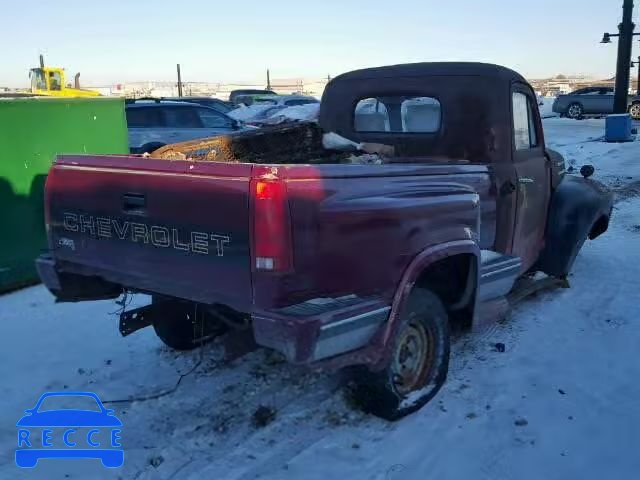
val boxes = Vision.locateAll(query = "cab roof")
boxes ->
[319,62,535,162]
[329,62,526,84]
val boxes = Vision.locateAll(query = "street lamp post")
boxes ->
[601,0,638,113]
[633,57,640,95]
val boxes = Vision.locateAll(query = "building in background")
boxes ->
[6,74,637,100]
[89,77,330,100]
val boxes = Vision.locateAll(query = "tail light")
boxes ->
[251,178,292,272]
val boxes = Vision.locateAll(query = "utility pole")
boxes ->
[266,69,271,90]
[176,63,183,97]
[614,0,635,113]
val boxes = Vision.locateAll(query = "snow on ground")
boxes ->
[538,96,558,118]
[544,117,640,189]
[1,119,639,480]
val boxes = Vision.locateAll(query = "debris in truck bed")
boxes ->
[322,132,395,157]
[151,122,386,165]
[346,153,382,164]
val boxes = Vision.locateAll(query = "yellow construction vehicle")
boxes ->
[29,55,101,97]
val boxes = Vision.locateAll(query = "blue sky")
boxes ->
[0,0,635,86]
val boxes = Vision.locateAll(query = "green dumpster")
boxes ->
[0,97,128,293]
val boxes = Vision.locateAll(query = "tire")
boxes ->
[629,103,640,120]
[566,103,583,120]
[151,298,212,351]
[351,288,450,421]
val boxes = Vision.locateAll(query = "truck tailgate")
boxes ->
[46,155,252,310]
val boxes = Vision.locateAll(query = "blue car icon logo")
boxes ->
[16,391,123,468]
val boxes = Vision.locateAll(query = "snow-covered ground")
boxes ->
[1,119,639,480]
[538,96,558,119]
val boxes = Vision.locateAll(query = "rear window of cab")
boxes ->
[354,96,441,133]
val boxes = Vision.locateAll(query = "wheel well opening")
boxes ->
[589,215,609,240]
[414,253,476,331]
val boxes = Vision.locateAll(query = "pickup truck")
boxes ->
[36,63,613,420]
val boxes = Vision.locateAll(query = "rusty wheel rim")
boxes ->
[391,319,434,395]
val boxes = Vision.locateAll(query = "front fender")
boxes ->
[539,175,613,278]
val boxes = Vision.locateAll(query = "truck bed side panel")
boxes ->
[253,163,495,309]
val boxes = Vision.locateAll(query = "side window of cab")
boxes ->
[512,92,539,151]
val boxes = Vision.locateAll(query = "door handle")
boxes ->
[518,178,534,184]
[122,193,146,213]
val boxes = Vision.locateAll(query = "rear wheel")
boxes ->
[151,298,224,350]
[629,103,640,120]
[351,288,450,420]
[567,103,583,119]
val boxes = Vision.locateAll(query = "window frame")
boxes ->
[48,71,62,91]
[195,107,235,129]
[575,87,599,96]
[31,70,47,90]
[125,106,166,128]
[511,83,544,158]
[161,106,205,128]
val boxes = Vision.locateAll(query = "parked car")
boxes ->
[162,97,234,113]
[253,94,319,107]
[126,97,234,114]
[37,62,613,421]
[552,86,640,119]
[229,89,276,105]
[125,101,242,153]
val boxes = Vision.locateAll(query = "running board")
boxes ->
[473,252,567,332]
[477,250,522,302]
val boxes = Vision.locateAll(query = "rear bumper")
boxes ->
[35,254,122,302]
[252,297,390,364]
[35,254,61,292]
[37,254,389,364]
